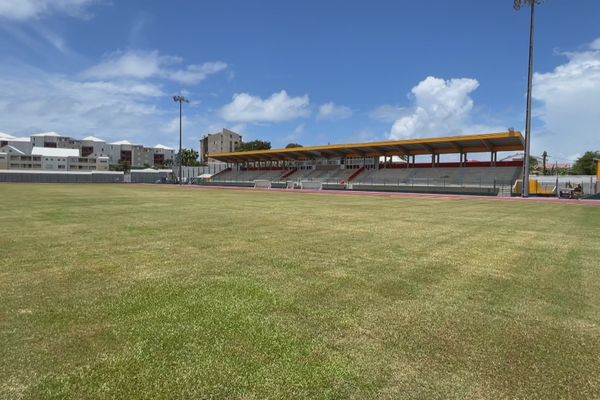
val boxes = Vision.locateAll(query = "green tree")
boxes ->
[285,143,303,149]
[115,160,131,173]
[236,140,271,152]
[529,155,539,173]
[572,151,600,175]
[178,148,200,166]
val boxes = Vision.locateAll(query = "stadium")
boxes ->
[2,1,600,399]
[206,131,525,195]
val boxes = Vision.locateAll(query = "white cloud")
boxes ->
[161,116,189,134]
[317,102,352,120]
[83,50,174,80]
[220,90,310,123]
[0,0,98,20]
[389,76,480,139]
[369,104,405,123]
[0,63,167,142]
[532,38,600,159]
[83,50,227,85]
[168,61,228,85]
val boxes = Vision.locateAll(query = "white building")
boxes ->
[80,136,108,158]
[31,147,109,171]
[108,141,174,167]
[0,136,33,154]
[30,132,81,149]
[148,144,175,166]
[0,131,175,170]
[108,140,144,166]
[32,147,78,170]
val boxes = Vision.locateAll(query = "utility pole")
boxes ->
[514,0,544,197]
[173,95,189,185]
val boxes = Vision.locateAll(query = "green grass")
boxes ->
[1,184,599,399]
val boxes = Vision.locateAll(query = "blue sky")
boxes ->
[1,0,599,162]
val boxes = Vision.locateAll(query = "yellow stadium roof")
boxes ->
[208,131,524,163]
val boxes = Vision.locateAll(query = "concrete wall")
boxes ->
[0,170,124,183]
[130,170,172,183]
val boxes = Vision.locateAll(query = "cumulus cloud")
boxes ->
[220,90,310,123]
[532,38,600,159]
[389,76,480,139]
[83,50,227,84]
[0,0,98,20]
[317,102,352,120]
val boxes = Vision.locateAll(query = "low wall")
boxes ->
[0,170,124,183]
[351,184,499,196]
[271,182,287,189]
[131,170,171,183]
[322,183,347,191]
[198,181,254,188]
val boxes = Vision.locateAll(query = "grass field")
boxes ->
[1,184,599,399]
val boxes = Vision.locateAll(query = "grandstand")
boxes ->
[207,132,525,196]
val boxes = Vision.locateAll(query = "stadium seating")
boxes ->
[212,168,285,182]
[279,167,360,183]
[210,162,522,190]
[354,163,521,187]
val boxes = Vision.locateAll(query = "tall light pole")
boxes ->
[514,0,544,197]
[173,95,189,185]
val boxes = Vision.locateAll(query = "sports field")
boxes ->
[1,184,599,399]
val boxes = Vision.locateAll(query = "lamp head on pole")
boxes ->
[173,95,189,103]
[514,0,544,10]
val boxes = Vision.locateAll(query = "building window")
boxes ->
[82,146,93,157]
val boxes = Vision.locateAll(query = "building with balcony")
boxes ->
[200,128,242,163]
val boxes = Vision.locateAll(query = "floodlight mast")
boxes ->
[173,95,189,185]
[514,0,544,197]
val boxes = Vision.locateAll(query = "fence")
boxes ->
[0,170,124,183]
[534,175,597,196]
[175,164,229,182]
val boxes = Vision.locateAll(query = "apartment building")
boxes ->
[0,136,33,154]
[200,128,242,163]
[30,132,81,149]
[0,131,175,170]
[144,144,175,167]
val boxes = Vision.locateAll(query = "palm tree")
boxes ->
[514,0,544,197]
